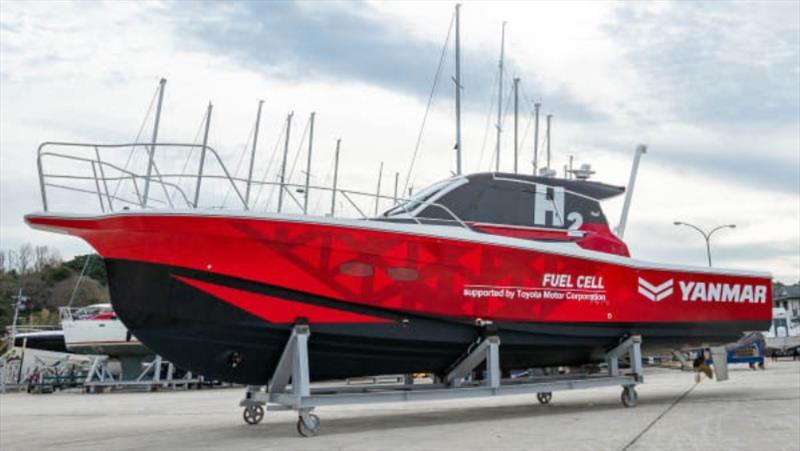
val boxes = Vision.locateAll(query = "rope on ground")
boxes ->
[621,382,699,451]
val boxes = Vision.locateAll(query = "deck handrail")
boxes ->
[35,141,472,230]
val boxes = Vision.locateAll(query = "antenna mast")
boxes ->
[617,144,647,238]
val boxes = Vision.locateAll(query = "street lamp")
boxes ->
[673,222,736,267]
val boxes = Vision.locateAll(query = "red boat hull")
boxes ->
[26,212,772,383]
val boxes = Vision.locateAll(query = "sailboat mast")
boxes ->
[143,78,166,208]
[454,4,462,175]
[533,102,540,175]
[375,161,384,216]
[393,172,399,204]
[330,138,341,216]
[277,111,293,213]
[245,99,264,210]
[303,112,315,214]
[193,102,213,208]
[495,22,506,172]
[546,113,552,170]
[513,77,519,174]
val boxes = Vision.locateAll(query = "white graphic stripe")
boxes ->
[654,287,673,302]
[638,286,656,301]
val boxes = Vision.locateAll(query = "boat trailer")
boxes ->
[240,325,644,437]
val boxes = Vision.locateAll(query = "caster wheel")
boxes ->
[296,413,320,437]
[536,392,552,405]
[243,405,264,425]
[621,386,638,408]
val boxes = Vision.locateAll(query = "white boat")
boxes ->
[59,304,150,356]
[765,307,800,355]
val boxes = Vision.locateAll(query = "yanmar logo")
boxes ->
[679,281,767,304]
[638,278,673,302]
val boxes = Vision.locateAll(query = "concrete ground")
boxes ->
[1,361,798,451]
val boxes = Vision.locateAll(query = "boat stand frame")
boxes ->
[83,354,203,393]
[240,324,644,437]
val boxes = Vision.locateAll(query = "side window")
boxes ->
[563,193,607,226]
[418,179,609,229]
[417,182,486,221]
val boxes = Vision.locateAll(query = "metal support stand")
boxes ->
[239,326,647,437]
[83,354,202,392]
[84,356,116,393]
[445,335,501,388]
[709,346,729,382]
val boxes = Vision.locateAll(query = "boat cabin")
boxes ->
[382,172,630,257]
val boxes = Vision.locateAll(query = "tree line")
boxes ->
[0,244,109,332]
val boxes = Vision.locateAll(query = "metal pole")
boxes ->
[533,102,540,175]
[143,78,166,208]
[194,102,213,208]
[245,100,265,210]
[568,155,573,179]
[617,144,647,238]
[706,237,712,267]
[546,114,552,170]
[303,112,315,214]
[393,172,399,204]
[375,161,383,216]
[454,3,462,175]
[513,77,519,174]
[495,22,506,172]
[93,146,113,211]
[9,288,22,350]
[278,112,294,213]
[330,138,340,216]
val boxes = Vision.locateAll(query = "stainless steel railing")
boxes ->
[35,141,470,229]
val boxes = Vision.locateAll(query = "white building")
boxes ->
[774,284,800,324]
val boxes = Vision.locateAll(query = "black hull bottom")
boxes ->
[106,259,764,385]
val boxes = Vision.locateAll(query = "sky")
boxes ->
[0,1,798,282]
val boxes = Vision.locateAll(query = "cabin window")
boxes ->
[417,179,609,230]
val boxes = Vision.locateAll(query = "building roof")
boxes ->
[774,284,800,301]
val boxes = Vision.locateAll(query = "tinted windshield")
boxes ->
[383,179,454,217]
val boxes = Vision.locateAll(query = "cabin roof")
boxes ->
[465,172,626,200]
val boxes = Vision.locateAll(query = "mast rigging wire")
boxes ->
[252,122,287,209]
[265,117,310,211]
[169,110,207,205]
[402,11,455,198]
[487,76,517,172]
[476,68,500,172]
[221,121,255,208]
[111,84,159,200]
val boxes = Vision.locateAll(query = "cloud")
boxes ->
[170,1,603,120]
[607,2,800,124]
[0,1,797,284]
